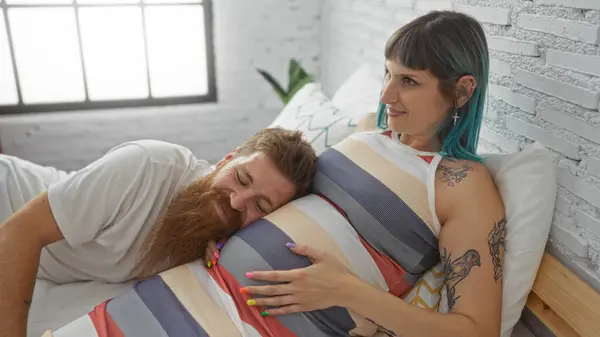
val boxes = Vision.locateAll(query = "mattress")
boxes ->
[27,278,133,337]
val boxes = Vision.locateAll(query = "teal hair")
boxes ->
[377,10,489,163]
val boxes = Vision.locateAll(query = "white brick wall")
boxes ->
[558,168,600,209]
[551,213,589,257]
[517,13,600,45]
[0,0,321,170]
[457,4,512,25]
[506,115,582,159]
[536,0,600,11]
[490,58,513,77]
[514,69,600,110]
[538,105,600,143]
[487,36,540,56]
[546,49,600,77]
[588,154,600,177]
[480,124,521,153]
[320,0,600,294]
[489,84,537,114]
[555,193,574,215]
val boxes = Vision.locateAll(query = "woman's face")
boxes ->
[381,60,452,142]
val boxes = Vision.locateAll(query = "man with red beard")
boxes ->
[0,128,317,337]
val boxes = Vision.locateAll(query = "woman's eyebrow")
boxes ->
[390,72,421,81]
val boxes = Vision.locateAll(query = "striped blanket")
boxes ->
[43,132,443,337]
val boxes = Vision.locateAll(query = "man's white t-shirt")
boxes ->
[37,140,212,284]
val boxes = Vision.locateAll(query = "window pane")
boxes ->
[7,0,73,4]
[9,8,85,104]
[0,12,18,105]
[144,0,202,3]
[145,5,208,98]
[78,0,140,4]
[79,7,148,100]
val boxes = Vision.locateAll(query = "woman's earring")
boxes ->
[452,111,459,126]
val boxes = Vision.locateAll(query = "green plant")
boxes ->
[257,59,314,104]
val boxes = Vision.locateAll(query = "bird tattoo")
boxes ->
[441,248,481,310]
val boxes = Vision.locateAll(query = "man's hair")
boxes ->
[235,127,317,198]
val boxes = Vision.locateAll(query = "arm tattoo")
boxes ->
[441,248,481,311]
[488,218,507,283]
[366,318,397,336]
[437,164,473,187]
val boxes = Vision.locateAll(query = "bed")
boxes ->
[28,279,133,337]
[28,65,600,337]
[524,253,600,337]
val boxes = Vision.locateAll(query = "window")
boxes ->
[0,0,216,114]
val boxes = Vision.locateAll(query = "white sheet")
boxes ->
[27,278,133,337]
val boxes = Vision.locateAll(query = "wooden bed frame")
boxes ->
[525,253,600,337]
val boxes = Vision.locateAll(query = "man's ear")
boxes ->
[455,75,477,109]
[215,147,239,169]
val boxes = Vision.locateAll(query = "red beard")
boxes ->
[134,170,242,278]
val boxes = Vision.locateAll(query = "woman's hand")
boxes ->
[243,243,353,316]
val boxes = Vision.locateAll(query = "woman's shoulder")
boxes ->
[434,157,503,222]
[436,158,493,188]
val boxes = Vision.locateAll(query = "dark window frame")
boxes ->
[0,0,217,115]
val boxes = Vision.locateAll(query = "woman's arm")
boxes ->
[336,273,478,337]
[338,160,505,337]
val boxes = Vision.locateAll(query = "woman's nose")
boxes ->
[380,80,398,105]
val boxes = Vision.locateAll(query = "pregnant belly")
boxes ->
[214,194,390,336]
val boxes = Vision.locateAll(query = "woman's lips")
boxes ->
[386,107,406,117]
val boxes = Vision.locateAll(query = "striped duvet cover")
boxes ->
[43,132,443,337]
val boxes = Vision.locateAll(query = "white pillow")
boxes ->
[269,82,358,155]
[331,63,383,119]
[481,142,557,337]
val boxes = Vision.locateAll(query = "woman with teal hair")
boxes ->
[245,10,506,337]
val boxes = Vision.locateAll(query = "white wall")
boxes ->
[0,0,321,171]
[320,0,600,292]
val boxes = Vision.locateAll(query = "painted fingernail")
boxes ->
[261,311,269,317]
[247,299,256,306]
[285,242,296,249]
[212,259,217,265]
[245,272,253,278]
[239,287,249,295]
[207,262,212,268]
[214,252,220,259]
[216,242,224,250]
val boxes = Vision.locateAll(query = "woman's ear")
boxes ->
[455,75,477,108]
[215,147,239,169]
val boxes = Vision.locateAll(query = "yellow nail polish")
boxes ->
[207,262,212,268]
[247,299,256,306]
